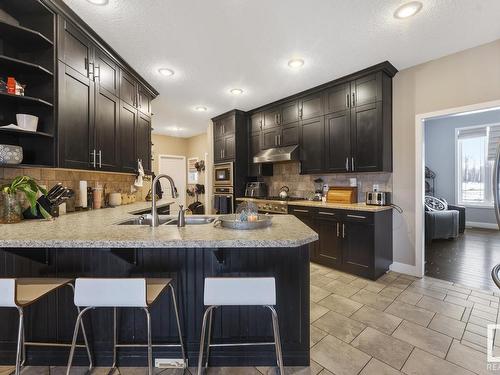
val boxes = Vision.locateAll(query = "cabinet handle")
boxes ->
[277,113,281,124]
[342,223,346,238]
[345,157,349,172]
[347,214,366,219]
[352,157,355,171]
[346,94,350,108]
[318,211,335,216]
[336,222,340,237]
[278,134,281,146]
[260,119,263,130]
[98,150,102,168]
[352,93,355,107]
[94,65,100,82]
[88,61,94,79]
[293,209,309,213]
[90,149,96,168]
[299,107,303,119]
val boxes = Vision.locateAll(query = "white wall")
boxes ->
[392,39,500,268]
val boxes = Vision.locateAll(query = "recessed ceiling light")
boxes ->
[86,0,108,5]
[394,1,423,19]
[158,68,174,77]
[168,126,182,132]
[288,59,305,69]
[195,106,207,112]
[230,88,244,95]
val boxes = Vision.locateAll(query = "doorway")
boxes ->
[158,154,186,212]
[415,99,500,289]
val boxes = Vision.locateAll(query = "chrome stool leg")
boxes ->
[197,305,216,375]
[169,284,187,366]
[66,306,93,375]
[68,283,93,372]
[14,307,24,375]
[110,307,118,374]
[204,308,214,368]
[268,306,284,374]
[143,308,153,375]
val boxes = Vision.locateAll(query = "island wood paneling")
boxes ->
[0,246,310,367]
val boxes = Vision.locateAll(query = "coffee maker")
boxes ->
[313,178,324,201]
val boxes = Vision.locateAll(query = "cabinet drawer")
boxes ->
[342,211,374,223]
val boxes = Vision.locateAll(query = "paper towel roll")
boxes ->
[79,181,87,208]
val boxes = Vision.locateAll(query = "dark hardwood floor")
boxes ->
[425,228,500,291]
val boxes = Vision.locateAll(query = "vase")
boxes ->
[0,192,22,224]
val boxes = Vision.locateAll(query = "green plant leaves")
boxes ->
[2,175,52,219]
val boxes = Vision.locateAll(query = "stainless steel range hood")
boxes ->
[253,145,299,163]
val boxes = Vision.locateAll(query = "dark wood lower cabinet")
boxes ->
[289,206,393,280]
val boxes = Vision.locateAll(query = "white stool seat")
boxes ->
[74,278,171,308]
[0,278,73,308]
[204,277,276,306]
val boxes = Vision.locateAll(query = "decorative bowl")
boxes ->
[0,144,23,165]
[16,114,38,132]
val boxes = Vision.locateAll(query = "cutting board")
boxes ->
[326,187,358,203]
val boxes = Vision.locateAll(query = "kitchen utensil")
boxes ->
[0,144,23,165]
[279,186,289,199]
[16,114,38,132]
[214,214,273,230]
[93,187,103,209]
[109,192,122,207]
[326,187,358,203]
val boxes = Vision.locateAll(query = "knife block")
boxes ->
[23,195,59,219]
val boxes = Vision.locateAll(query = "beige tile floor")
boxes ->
[2,263,500,374]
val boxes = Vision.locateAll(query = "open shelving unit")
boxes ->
[0,0,56,168]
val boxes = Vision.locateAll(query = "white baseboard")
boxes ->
[390,262,420,277]
[466,221,499,230]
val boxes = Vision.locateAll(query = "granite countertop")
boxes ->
[237,197,392,212]
[0,200,318,248]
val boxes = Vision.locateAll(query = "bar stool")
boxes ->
[66,278,186,375]
[0,278,92,375]
[197,277,284,375]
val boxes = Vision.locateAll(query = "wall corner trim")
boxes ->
[390,262,420,277]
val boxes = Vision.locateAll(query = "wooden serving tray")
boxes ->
[326,187,358,203]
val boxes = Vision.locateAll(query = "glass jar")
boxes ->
[0,192,22,224]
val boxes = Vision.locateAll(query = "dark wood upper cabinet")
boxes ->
[263,107,280,129]
[120,70,137,107]
[281,122,299,146]
[351,102,383,172]
[299,116,324,174]
[119,101,137,173]
[137,113,152,173]
[58,62,94,169]
[138,85,152,116]
[280,100,299,125]
[94,48,118,97]
[57,18,92,79]
[94,83,119,171]
[250,112,263,133]
[299,92,324,120]
[214,116,235,139]
[262,127,280,149]
[351,73,382,107]
[325,111,351,173]
[326,83,350,114]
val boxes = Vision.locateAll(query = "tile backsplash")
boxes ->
[262,162,392,201]
[0,167,146,201]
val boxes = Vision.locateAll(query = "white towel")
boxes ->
[134,160,145,188]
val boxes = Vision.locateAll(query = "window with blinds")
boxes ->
[456,124,500,206]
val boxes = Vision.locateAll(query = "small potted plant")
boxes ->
[0,176,51,223]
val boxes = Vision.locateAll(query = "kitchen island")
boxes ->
[0,202,317,367]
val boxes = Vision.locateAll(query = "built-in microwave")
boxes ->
[214,162,233,186]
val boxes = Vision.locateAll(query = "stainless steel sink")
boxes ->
[164,216,215,225]
[117,215,215,226]
[117,214,171,226]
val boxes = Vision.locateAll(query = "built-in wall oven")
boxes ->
[214,186,234,214]
[214,162,234,187]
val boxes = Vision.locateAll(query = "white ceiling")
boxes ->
[63,0,500,138]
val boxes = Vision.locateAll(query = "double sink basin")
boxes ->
[118,214,215,226]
